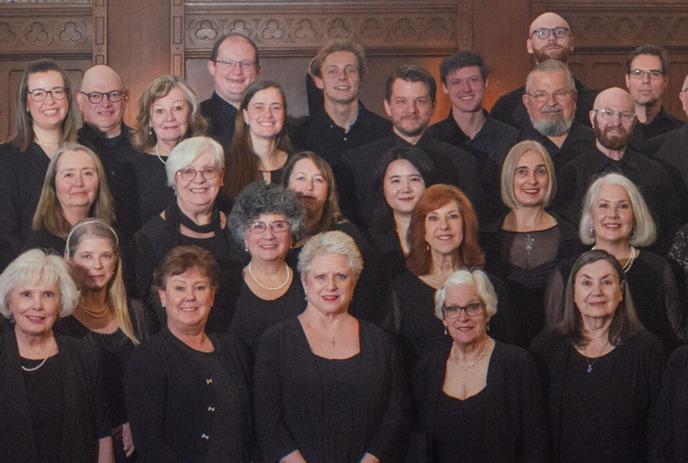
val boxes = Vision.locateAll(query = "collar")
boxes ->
[210,92,239,116]
[313,100,379,131]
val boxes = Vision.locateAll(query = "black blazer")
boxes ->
[0,329,109,463]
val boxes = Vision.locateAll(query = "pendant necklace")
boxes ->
[583,338,609,374]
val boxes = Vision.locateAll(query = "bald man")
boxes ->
[491,12,598,130]
[555,87,682,253]
[76,64,140,243]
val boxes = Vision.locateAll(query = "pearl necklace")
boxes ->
[155,143,168,165]
[21,337,55,372]
[451,338,491,369]
[248,262,291,291]
[621,246,638,273]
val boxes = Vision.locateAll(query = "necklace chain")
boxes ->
[155,143,167,165]
[451,338,491,369]
[21,337,55,372]
[583,337,610,374]
[248,262,291,291]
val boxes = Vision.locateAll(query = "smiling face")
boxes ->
[591,183,635,247]
[313,50,361,105]
[383,159,426,215]
[9,281,61,339]
[441,283,488,346]
[175,150,223,213]
[55,149,99,215]
[442,65,486,113]
[302,253,355,316]
[574,259,623,322]
[625,54,668,107]
[424,200,464,257]
[523,70,576,137]
[243,86,285,141]
[159,266,215,335]
[513,150,550,208]
[384,79,434,140]
[150,86,191,147]
[207,36,259,106]
[76,66,127,138]
[244,212,292,264]
[69,236,116,291]
[526,12,574,63]
[288,158,328,217]
[26,70,69,132]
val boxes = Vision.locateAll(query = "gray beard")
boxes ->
[532,116,573,137]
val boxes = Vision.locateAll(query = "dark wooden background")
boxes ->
[1,0,686,142]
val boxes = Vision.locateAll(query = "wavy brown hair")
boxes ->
[406,184,484,276]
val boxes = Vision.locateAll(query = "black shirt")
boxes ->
[200,92,238,149]
[491,77,598,130]
[630,106,685,151]
[290,102,391,167]
[517,121,595,171]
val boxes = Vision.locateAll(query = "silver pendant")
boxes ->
[586,364,592,373]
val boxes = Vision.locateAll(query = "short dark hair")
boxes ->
[625,44,669,75]
[153,245,220,290]
[440,51,489,84]
[210,32,260,66]
[385,65,437,103]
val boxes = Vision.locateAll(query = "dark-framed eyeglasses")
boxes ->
[247,220,290,235]
[78,90,126,104]
[176,166,222,182]
[526,90,574,103]
[530,27,570,40]
[214,59,256,72]
[443,302,484,319]
[27,87,67,102]
[593,108,636,123]
[628,68,665,80]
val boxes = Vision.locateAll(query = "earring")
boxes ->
[443,327,448,335]
[148,126,152,136]
[589,224,594,238]
[425,242,430,252]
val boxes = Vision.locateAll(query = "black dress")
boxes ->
[530,329,664,463]
[254,317,409,463]
[23,228,67,255]
[0,330,110,462]
[125,328,253,463]
[412,342,549,463]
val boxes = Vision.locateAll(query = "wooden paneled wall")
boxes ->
[0,0,685,142]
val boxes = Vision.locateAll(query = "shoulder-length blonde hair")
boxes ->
[32,143,115,238]
[500,140,556,210]
[11,59,78,151]
[130,75,208,152]
[406,184,484,276]
[65,219,138,344]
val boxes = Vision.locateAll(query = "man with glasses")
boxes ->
[625,45,684,148]
[555,87,682,253]
[290,39,391,167]
[203,32,260,146]
[519,60,594,171]
[491,11,597,130]
[76,64,139,243]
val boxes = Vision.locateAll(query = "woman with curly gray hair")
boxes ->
[228,181,306,358]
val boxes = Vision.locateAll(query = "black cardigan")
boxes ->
[411,342,549,462]
[254,317,410,463]
[125,328,253,463]
[0,329,109,463]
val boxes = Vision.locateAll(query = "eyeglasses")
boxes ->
[78,90,125,104]
[526,90,575,103]
[530,27,570,40]
[214,59,256,72]
[443,302,484,319]
[593,108,636,123]
[176,166,221,182]
[27,87,67,102]
[628,69,665,80]
[247,220,290,234]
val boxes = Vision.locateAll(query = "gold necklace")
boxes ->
[451,338,491,369]
[77,301,111,320]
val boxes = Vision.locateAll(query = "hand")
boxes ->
[113,422,135,457]
[280,449,308,463]
[360,453,380,463]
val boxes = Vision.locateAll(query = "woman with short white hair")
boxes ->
[0,249,113,462]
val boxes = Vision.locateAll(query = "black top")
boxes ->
[554,146,683,254]
[125,328,253,463]
[78,123,141,245]
[0,330,110,463]
[530,329,664,463]
[254,317,410,463]
[336,132,485,230]
[427,110,519,222]
[366,226,408,301]
[651,125,688,224]
[385,272,515,370]
[229,275,305,359]
[545,250,688,353]
[119,148,174,227]
[517,121,595,172]
[412,342,549,463]
[289,102,392,167]
[630,107,685,151]
[481,213,583,348]
[651,345,688,463]
[490,78,598,130]
[24,228,67,255]
[201,92,238,149]
[0,141,51,261]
